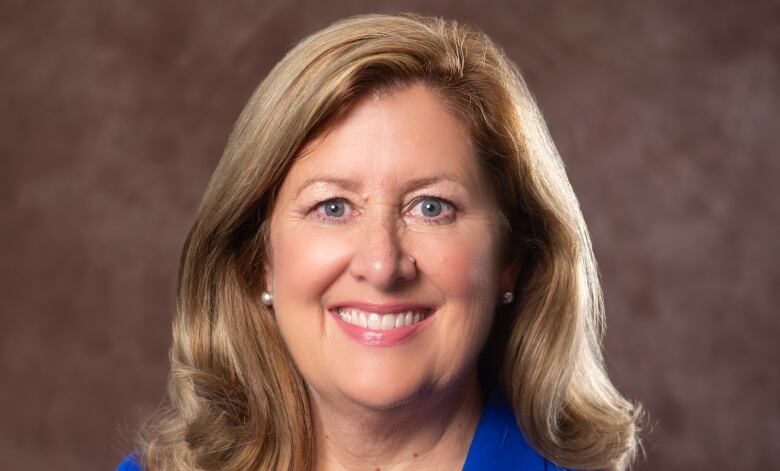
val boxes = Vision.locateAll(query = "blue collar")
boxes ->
[462,389,560,470]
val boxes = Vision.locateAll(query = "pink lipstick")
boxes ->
[328,302,435,347]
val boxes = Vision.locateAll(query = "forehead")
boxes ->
[279,84,486,195]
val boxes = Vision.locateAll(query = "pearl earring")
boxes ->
[261,290,273,307]
[501,291,514,305]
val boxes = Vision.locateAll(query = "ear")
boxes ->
[499,247,524,296]
[263,259,273,293]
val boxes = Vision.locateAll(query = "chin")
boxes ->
[337,373,429,411]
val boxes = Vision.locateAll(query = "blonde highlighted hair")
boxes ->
[136,13,642,470]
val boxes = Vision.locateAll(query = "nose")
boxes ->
[348,211,417,290]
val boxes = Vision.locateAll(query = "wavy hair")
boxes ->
[136,13,642,470]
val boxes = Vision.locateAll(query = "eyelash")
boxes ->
[308,195,457,225]
[310,198,353,225]
[408,195,457,224]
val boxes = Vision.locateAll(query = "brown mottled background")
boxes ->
[1,1,777,470]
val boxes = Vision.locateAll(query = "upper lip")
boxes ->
[327,301,436,314]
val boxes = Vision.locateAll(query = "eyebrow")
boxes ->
[294,176,362,199]
[294,174,466,199]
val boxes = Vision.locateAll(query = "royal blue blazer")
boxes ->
[117,390,569,470]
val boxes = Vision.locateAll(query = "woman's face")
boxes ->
[266,83,516,410]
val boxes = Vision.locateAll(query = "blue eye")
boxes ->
[322,200,345,217]
[420,199,443,217]
[411,197,455,222]
[312,198,352,222]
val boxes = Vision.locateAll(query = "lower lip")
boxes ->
[330,310,434,347]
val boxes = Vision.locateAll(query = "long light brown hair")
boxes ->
[137,13,642,470]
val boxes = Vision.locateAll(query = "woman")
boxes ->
[119,13,642,471]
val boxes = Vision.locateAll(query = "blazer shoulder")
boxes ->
[116,452,143,471]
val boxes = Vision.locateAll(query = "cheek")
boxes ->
[268,224,355,386]
[409,224,501,381]
[411,225,500,301]
[271,224,353,304]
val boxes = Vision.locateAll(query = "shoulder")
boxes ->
[116,452,143,471]
[462,389,572,471]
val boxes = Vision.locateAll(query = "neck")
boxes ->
[311,371,484,471]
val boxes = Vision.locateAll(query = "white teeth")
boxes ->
[381,315,395,330]
[337,308,429,330]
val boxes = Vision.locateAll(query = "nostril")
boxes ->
[399,253,417,280]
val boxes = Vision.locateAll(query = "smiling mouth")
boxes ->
[334,307,433,330]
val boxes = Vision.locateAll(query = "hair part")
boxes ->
[136,13,642,470]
